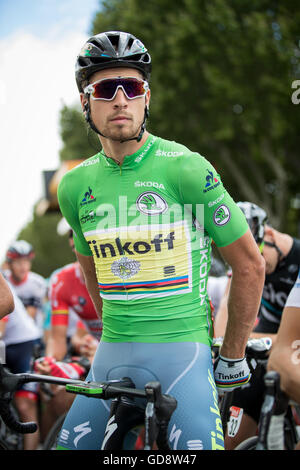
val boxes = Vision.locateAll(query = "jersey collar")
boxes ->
[100,134,157,169]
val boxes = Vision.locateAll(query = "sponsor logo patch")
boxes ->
[213,205,231,226]
[136,192,168,216]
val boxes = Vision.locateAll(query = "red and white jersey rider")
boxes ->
[49,262,102,342]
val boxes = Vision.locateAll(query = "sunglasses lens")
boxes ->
[122,79,146,98]
[92,78,146,100]
[93,80,117,99]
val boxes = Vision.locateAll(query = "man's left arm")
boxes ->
[0,273,14,319]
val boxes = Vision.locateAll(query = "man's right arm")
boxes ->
[0,273,14,319]
[213,277,231,338]
[46,324,68,360]
[76,251,103,318]
[217,229,265,359]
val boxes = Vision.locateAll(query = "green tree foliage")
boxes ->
[17,209,76,278]
[16,0,300,276]
[59,103,100,161]
[91,0,300,233]
[15,106,98,277]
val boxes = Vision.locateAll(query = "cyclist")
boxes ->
[0,273,14,318]
[268,271,300,451]
[56,31,265,450]
[38,227,102,361]
[0,280,41,449]
[35,230,101,441]
[214,201,300,449]
[4,241,47,348]
[268,269,300,404]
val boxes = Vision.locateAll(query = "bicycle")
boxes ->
[0,362,177,450]
[235,370,300,450]
[0,402,23,450]
[40,336,272,450]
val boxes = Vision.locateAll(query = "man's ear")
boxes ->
[80,94,90,123]
[80,93,88,112]
[145,88,151,109]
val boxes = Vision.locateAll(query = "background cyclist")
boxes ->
[0,278,41,449]
[214,201,300,449]
[4,241,47,350]
[267,269,300,404]
[35,228,101,441]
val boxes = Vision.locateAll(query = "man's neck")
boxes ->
[99,131,149,165]
[10,272,28,285]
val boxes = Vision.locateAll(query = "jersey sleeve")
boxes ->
[49,272,70,327]
[285,269,300,308]
[57,173,92,256]
[178,153,249,247]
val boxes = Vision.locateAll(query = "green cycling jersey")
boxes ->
[58,134,248,344]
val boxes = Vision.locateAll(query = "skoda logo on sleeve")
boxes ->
[213,205,231,226]
[136,192,168,215]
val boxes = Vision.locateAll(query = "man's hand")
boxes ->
[214,355,251,393]
[34,356,86,380]
[34,356,53,375]
[78,334,98,359]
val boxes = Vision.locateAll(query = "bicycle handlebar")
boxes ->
[212,336,272,362]
[0,395,37,434]
[0,363,177,445]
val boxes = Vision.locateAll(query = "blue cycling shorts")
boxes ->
[57,341,224,450]
[5,340,39,399]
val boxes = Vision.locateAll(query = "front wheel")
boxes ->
[234,436,258,450]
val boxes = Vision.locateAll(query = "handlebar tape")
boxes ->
[0,398,37,434]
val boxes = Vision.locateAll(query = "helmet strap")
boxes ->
[264,240,283,266]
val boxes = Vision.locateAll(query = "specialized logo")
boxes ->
[155,149,184,157]
[80,187,96,206]
[213,205,231,226]
[169,424,182,450]
[111,257,141,280]
[136,192,168,215]
[73,421,92,448]
[203,170,220,193]
[101,415,118,450]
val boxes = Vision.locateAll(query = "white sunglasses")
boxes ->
[84,76,149,101]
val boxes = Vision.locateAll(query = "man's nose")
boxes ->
[113,87,128,106]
